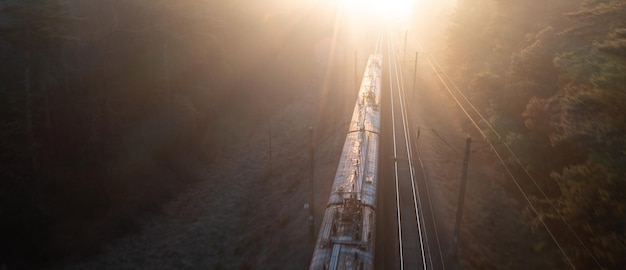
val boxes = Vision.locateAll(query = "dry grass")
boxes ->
[53,83,333,269]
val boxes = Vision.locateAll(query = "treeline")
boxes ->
[0,0,329,268]
[446,0,625,267]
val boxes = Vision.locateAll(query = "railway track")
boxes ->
[387,34,445,269]
[309,31,447,269]
[386,35,428,270]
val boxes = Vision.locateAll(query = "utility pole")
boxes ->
[268,123,272,175]
[309,126,315,239]
[364,31,369,54]
[453,136,472,257]
[412,51,418,98]
[163,42,171,134]
[403,30,408,62]
[354,50,358,94]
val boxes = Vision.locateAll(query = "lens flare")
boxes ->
[339,0,416,21]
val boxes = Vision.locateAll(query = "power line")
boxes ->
[416,44,577,269]
[423,43,604,269]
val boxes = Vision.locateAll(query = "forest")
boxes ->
[447,0,625,268]
[0,0,333,268]
[1,0,624,269]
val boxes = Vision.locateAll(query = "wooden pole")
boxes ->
[309,126,315,239]
[365,31,369,54]
[412,51,418,97]
[453,136,472,257]
[403,30,408,62]
[354,50,358,94]
[269,123,272,175]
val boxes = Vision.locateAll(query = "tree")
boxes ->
[447,0,626,267]
[0,0,70,267]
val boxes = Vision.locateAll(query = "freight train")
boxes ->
[310,54,382,270]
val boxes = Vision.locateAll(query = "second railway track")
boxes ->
[386,35,430,270]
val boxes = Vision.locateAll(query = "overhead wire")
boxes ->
[415,43,577,269]
[426,55,604,269]
[422,43,604,269]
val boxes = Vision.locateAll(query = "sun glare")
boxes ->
[338,0,416,21]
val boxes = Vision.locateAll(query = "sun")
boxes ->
[338,0,416,21]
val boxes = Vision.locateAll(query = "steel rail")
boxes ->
[387,35,405,270]
[388,36,429,270]
[392,37,447,270]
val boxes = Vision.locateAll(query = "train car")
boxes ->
[310,54,382,270]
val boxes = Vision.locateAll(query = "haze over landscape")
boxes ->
[0,0,624,269]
